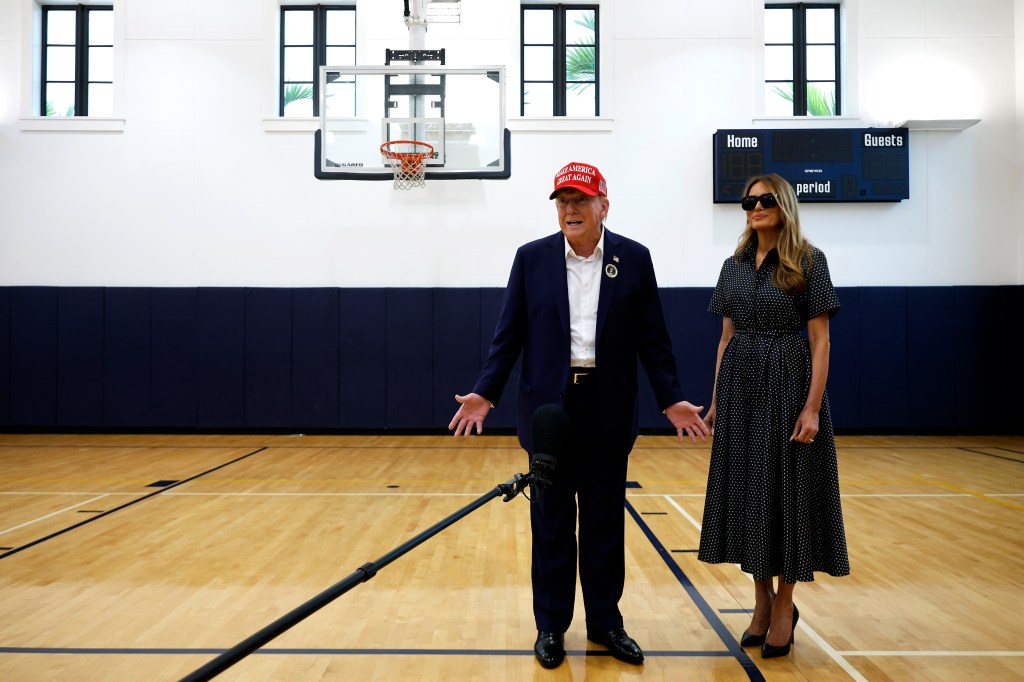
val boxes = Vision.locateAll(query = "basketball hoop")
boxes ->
[380,140,434,190]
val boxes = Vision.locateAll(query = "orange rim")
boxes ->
[380,140,434,163]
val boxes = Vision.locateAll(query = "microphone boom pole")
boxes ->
[179,473,531,682]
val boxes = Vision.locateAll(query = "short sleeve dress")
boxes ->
[697,239,850,583]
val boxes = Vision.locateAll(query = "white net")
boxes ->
[381,140,433,190]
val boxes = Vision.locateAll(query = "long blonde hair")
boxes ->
[734,173,814,294]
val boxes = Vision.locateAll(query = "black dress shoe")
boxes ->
[587,627,644,665]
[739,629,766,647]
[534,631,565,669]
[761,604,799,659]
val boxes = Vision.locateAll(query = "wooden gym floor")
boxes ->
[0,433,1021,681]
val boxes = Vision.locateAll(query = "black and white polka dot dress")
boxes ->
[697,239,850,583]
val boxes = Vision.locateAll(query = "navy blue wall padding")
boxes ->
[245,288,292,428]
[858,288,909,429]
[432,289,482,429]
[637,288,721,431]
[0,288,10,426]
[478,287,519,429]
[953,287,1005,432]
[56,287,105,426]
[671,288,720,413]
[104,288,152,427]
[385,288,434,429]
[828,287,860,429]
[906,287,957,430]
[10,288,58,426]
[339,289,386,428]
[0,285,1021,434]
[197,288,245,428]
[1004,286,1024,425]
[294,288,342,428]
[151,288,198,428]
[292,288,340,429]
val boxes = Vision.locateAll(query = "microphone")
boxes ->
[529,404,569,498]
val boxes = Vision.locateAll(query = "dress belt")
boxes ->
[735,329,800,336]
[733,330,802,382]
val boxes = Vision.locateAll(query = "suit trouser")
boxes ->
[530,373,629,633]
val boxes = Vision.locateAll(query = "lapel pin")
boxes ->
[613,255,619,262]
[605,263,618,278]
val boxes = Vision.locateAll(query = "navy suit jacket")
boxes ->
[473,228,684,457]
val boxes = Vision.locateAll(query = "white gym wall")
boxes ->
[0,0,1020,288]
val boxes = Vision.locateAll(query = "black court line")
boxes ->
[959,447,1024,465]
[0,645,737,658]
[625,499,765,681]
[0,447,268,561]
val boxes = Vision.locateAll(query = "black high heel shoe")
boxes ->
[739,629,766,647]
[761,604,799,658]
[740,596,775,647]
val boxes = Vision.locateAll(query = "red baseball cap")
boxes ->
[549,162,607,199]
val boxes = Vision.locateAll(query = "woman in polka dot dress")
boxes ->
[698,174,850,659]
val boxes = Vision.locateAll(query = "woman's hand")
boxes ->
[790,407,820,444]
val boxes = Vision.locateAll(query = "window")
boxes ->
[765,3,840,116]
[41,5,113,117]
[280,5,356,117]
[521,4,599,116]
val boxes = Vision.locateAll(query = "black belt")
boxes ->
[569,367,596,386]
[735,329,800,336]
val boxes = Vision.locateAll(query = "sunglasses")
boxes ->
[740,192,779,211]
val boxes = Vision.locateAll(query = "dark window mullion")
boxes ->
[76,6,89,116]
[313,5,328,117]
[279,9,286,116]
[519,7,525,115]
[792,4,806,115]
[40,9,50,115]
[832,8,841,114]
[553,7,566,115]
[592,9,600,115]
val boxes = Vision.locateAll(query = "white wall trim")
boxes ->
[508,116,614,133]
[18,116,125,131]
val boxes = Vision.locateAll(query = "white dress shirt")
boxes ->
[564,229,604,367]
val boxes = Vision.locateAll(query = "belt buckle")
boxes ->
[573,371,587,385]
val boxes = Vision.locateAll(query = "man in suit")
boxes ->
[449,161,708,669]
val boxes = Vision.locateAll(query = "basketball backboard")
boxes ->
[314,64,509,180]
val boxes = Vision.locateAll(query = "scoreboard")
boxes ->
[713,128,909,203]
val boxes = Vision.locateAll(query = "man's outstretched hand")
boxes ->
[448,393,492,436]
[664,401,710,443]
